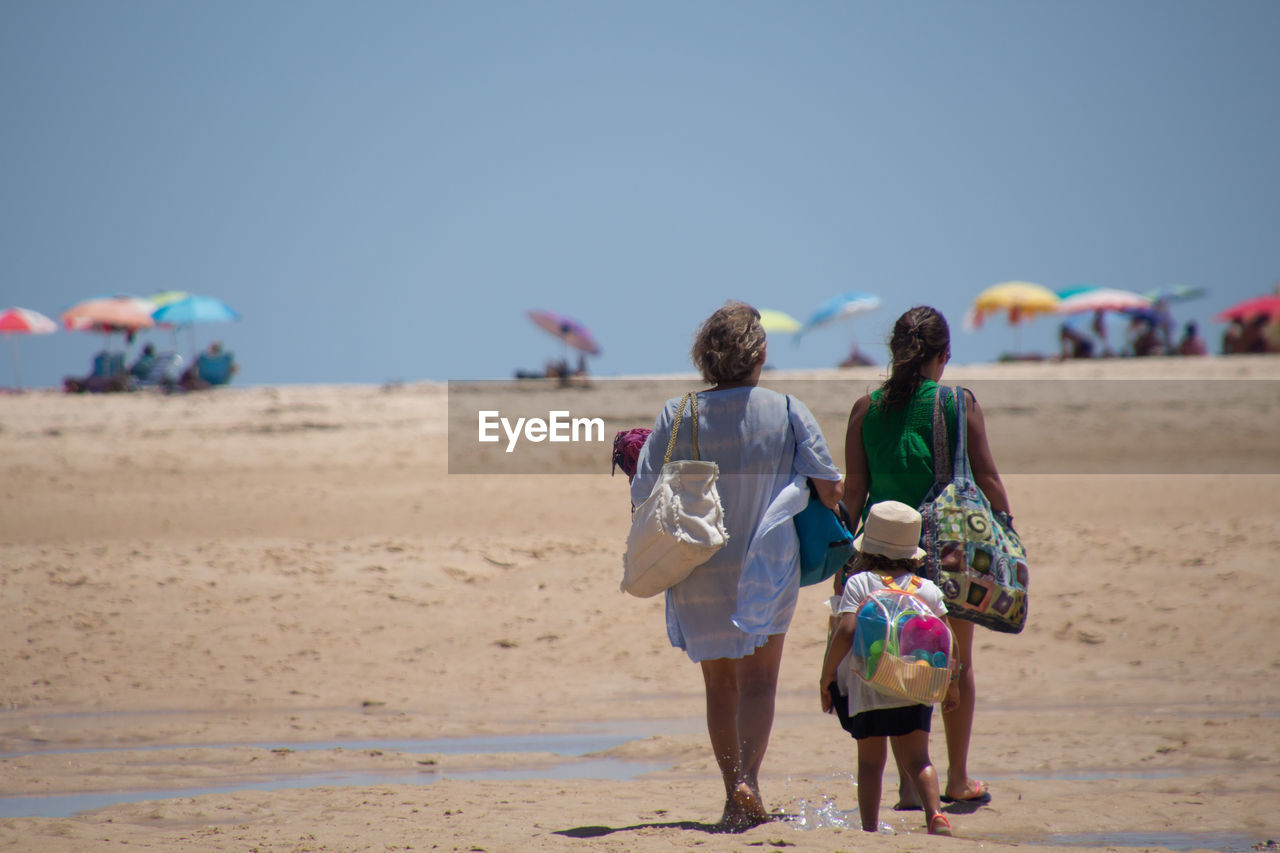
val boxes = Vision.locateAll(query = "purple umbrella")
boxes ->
[527,310,602,355]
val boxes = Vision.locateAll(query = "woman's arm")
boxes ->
[842,395,872,523]
[964,390,1011,515]
[811,476,844,510]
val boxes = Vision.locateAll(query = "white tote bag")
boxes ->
[621,393,729,598]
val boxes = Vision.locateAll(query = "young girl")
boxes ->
[819,501,958,836]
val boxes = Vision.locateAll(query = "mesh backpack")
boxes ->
[850,573,955,705]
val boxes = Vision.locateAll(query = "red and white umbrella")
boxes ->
[0,307,58,390]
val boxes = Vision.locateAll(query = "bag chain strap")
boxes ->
[663,392,700,465]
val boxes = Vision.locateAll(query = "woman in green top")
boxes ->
[843,305,1012,808]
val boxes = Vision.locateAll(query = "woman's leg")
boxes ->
[942,619,984,799]
[890,728,943,827]
[891,745,921,809]
[856,736,888,832]
[700,656,744,824]
[699,633,786,828]
[735,633,785,802]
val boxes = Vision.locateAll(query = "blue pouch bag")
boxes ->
[795,481,854,587]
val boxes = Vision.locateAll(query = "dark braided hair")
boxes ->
[877,306,950,411]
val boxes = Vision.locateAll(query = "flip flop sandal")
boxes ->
[940,781,990,804]
[929,814,953,836]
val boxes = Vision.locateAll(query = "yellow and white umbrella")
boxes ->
[966,281,1060,354]
[757,309,802,334]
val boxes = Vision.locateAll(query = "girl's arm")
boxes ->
[819,612,857,713]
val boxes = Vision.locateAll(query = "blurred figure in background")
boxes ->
[1090,309,1114,356]
[129,344,156,380]
[1222,318,1245,354]
[1177,322,1208,356]
[1058,323,1095,359]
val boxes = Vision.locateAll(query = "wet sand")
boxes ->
[1,356,1278,850]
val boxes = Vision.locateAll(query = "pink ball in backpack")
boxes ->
[899,616,949,660]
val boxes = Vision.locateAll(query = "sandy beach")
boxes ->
[2,356,1279,852]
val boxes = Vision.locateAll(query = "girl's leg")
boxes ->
[942,619,984,800]
[856,736,888,832]
[889,728,943,828]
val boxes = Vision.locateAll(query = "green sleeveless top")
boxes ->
[859,379,958,520]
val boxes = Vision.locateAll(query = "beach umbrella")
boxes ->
[969,281,1060,326]
[967,281,1060,354]
[1059,281,1111,298]
[61,295,158,374]
[798,292,882,336]
[0,307,57,390]
[1214,294,1280,323]
[1055,288,1152,315]
[151,294,239,327]
[148,290,192,313]
[527,309,601,356]
[797,292,882,364]
[151,294,241,359]
[61,295,157,332]
[146,290,192,350]
[757,309,802,334]
[1144,285,1207,304]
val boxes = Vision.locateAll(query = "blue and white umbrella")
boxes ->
[151,294,240,359]
[796,292,882,366]
[152,294,239,326]
[798,292,882,337]
[1144,285,1207,305]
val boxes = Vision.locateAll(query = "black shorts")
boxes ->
[827,683,932,740]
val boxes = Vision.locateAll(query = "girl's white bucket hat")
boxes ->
[853,500,926,561]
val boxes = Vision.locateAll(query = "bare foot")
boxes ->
[731,782,770,826]
[717,799,744,831]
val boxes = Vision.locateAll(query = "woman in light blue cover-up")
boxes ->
[629,302,843,830]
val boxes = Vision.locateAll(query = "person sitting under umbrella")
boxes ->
[63,349,127,393]
[1059,323,1095,359]
[178,341,238,390]
[1178,322,1208,356]
[129,344,156,380]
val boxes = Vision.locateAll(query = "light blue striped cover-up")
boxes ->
[629,386,840,662]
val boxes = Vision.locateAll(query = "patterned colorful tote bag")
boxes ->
[919,386,1029,634]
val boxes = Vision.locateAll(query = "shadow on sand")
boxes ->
[555,812,789,839]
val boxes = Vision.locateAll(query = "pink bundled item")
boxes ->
[611,428,652,482]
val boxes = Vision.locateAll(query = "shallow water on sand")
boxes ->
[989,831,1263,852]
[0,728,671,819]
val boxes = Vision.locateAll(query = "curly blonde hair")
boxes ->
[691,301,765,385]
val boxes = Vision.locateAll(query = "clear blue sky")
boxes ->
[2,0,1277,388]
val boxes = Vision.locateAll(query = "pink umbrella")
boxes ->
[527,309,602,355]
[1055,288,1152,315]
[61,296,157,332]
[0,307,58,390]
[1214,294,1280,323]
